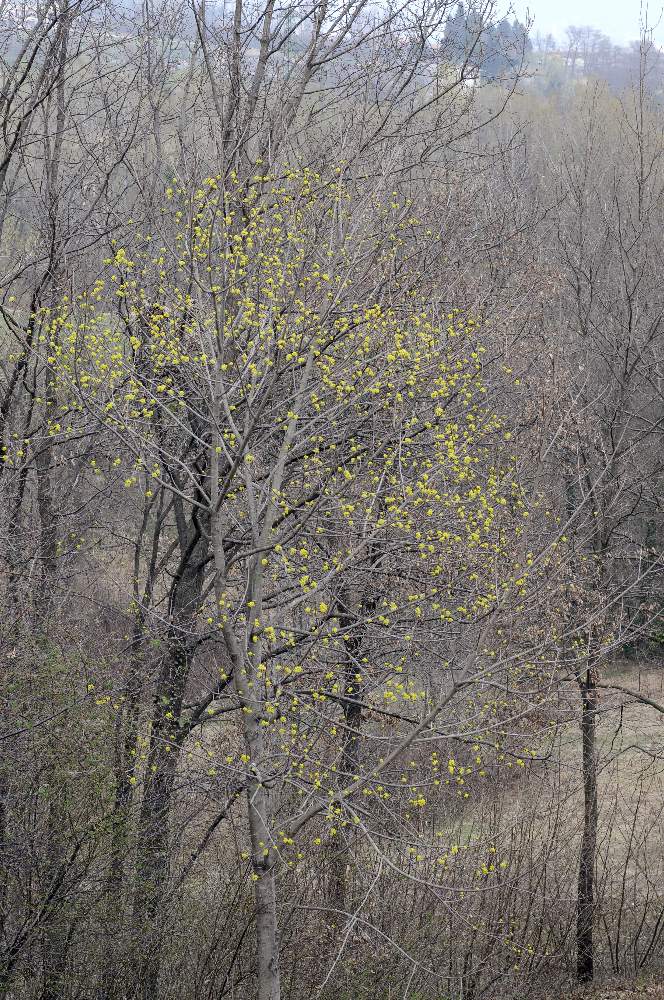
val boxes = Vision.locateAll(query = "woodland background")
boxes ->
[2,2,664,999]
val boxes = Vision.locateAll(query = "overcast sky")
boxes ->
[510,0,663,45]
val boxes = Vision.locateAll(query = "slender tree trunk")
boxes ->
[36,388,66,1000]
[577,667,598,983]
[35,442,58,611]
[231,630,280,1000]
[327,629,363,917]
[98,649,143,1000]
[131,634,192,999]
[327,569,377,916]
[131,517,207,997]
[247,778,280,1000]
[222,584,281,1000]
[0,768,11,998]
[132,742,179,1000]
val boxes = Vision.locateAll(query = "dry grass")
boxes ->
[569,976,664,999]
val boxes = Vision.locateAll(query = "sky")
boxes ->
[510,0,664,46]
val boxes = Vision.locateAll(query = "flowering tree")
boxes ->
[19,167,569,998]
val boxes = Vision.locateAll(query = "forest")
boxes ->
[1,1,664,998]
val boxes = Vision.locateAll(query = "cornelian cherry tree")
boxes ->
[33,168,570,999]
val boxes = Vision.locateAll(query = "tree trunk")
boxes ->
[577,668,598,983]
[327,578,375,916]
[225,609,281,1000]
[0,769,11,998]
[35,442,58,613]
[131,512,208,997]
[247,780,280,1000]
[233,641,280,1000]
[132,746,178,1000]
[327,665,362,917]
[98,648,143,1000]
[131,640,188,1000]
